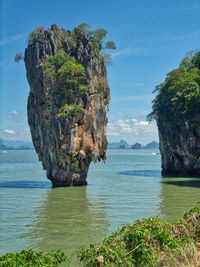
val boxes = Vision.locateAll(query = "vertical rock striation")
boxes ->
[24,24,110,186]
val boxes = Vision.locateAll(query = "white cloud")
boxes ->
[12,110,18,115]
[0,34,24,46]
[107,131,119,136]
[25,128,30,132]
[8,115,12,119]
[137,121,149,126]
[107,118,158,144]
[131,118,137,123]
[126,83,144,87]
[3,129,15,135]
[111,47,138,58]
[123,127,132,133]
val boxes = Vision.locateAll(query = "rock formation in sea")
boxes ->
[148,51,200,175]
[24,24,112,186]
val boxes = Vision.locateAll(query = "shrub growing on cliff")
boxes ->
[74,22,116,64]
[45,49,70,68]
[14,53,23,62]
[43,50,87,94]
[74,23,91,35]
[57,60,85,82]
[78,203,200,266]
[105,41,116,50]
[95,78,107,93]
[28,26,44,45]
[57,60,87,94]
[58,104,83,118]
[147,50,200,125]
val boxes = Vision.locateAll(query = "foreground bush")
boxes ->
[0,248,68,267]
[78,204,200,266]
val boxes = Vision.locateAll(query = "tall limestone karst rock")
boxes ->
[24,24,112,186]
[148,51,200,175]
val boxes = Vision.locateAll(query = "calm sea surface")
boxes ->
[0,149,200,261]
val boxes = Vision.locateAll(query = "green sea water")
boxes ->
[0,149,199,262]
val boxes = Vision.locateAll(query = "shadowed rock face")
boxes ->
[157,115,200,176]
[24,24,110,186]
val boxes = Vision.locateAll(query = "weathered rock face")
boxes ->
[157,116,200,175]
[24,24,110,186]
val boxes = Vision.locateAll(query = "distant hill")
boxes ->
[0,139,34,150]
[108,140,130,149]
[144,141,159,149]
[108,140,159,149]
[0,138,159,150]
[131,143,142,149]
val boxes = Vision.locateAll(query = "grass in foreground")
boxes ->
[0,249,68,267]
[78,204,200,266]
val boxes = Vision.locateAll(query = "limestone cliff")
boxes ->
[148,51,200,175]
[24,24,110,186]
[157,115,200,175]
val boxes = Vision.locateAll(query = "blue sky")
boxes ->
[0,0,199,145]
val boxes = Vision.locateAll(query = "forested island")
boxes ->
[148,51,200,175]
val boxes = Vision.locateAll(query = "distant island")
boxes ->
[108,140,159,149]
[0,138,159,150]
[0,139,34,150]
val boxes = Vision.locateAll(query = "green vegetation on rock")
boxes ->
[58,104,83,118]
[68,37,77,48]
[45,49,70,67]
[74,22,116,64]
[16,23,116,66]
[43,49,87,95]
[0,248,68,267]
[28,27,44,45]
[147,50,200,126]
[78,203,200,266]
[105,41,116,50]
[57,60,87,92]
[95,78,107,93]
[14,53,23,63]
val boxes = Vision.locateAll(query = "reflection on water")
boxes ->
[0,180,50,189]
[118,169,161,178]
[162,177,200,188]
[159,176,200,221]
[29,187,109,256]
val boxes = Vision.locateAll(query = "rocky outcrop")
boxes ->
[24,24,110,186]
[157,116,200,175]
[149,51,200,175]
